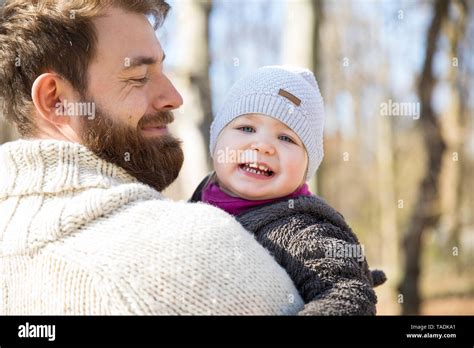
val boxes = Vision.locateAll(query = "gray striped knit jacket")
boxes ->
[191,174,387,315]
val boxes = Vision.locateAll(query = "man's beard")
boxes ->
[79,101,184,192]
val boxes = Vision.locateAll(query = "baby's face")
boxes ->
[213,113,308,200]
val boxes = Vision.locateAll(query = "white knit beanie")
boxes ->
[209,65,325,181]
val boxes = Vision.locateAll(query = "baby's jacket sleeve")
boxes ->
[253,217,379,316]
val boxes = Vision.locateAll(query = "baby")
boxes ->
[191,66,386,315]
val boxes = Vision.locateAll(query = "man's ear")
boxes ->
[31,73,82,141]
[31,73,72,125]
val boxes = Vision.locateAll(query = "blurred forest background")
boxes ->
[1,0,473,315]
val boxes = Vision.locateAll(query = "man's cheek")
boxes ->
[114,99,147,127]
[120,112,142,129]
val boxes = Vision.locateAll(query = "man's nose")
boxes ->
[152,74,183,111]
[250,140,276,156]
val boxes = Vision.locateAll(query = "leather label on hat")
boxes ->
[278,89,301,106]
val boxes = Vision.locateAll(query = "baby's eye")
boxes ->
[279,135,295,143]
[237,126,255,133]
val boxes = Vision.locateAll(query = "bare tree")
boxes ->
[398,0,449,315]
[163,0,213,200]
[439,0,468,270]
[282,0,324,194]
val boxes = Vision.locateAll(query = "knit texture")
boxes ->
[209,65,325,180]
[191,174,387,315]
[237,196,385,315]
[0,139,304,315]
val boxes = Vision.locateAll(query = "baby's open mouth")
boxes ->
[238,162,275,177]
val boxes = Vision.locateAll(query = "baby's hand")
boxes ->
[371,269,387,287]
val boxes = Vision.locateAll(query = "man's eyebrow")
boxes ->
[122,53,166,71]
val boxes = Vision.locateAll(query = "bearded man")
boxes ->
[0,0,303,315]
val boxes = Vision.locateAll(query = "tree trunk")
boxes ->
[439,0,468,271]
[282,0,324,194]
[163,0,213,200]
[398,0,449,315]
[376,97,398,272]
[312,0,325,196]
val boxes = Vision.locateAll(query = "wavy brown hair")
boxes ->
[0,0,170,136]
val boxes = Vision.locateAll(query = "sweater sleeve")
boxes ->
[85,200,304,315]
[254,221,378,316]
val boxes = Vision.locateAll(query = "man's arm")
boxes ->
[84,200,304,315]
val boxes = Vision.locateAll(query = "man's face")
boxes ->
[79,7,184,191]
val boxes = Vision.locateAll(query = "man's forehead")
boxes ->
[92,7,163,67]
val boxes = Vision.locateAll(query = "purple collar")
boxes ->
[202,182,312,216]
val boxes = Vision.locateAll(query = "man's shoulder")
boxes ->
[119,198,237,226]
[41,194,304,315]
[53,198,249,274]
[74,197,245,246]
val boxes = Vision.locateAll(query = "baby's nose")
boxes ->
[250,141,275,155]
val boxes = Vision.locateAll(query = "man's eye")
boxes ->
[237,126,255,133]
[279,135,295,143]
[130,77,149,84]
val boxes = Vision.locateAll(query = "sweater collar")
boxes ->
[202,181,312,216]
[0,139,140,198]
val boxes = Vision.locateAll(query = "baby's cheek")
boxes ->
[291,149,308,176]
[284,160,307,186]
[214,153,237,183]
[213,157,227,178]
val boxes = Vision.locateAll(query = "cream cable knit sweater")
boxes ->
[0,139,304,315]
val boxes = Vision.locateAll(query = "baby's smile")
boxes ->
[238,161,275,178]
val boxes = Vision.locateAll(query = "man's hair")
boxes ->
[0,0,170,136]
